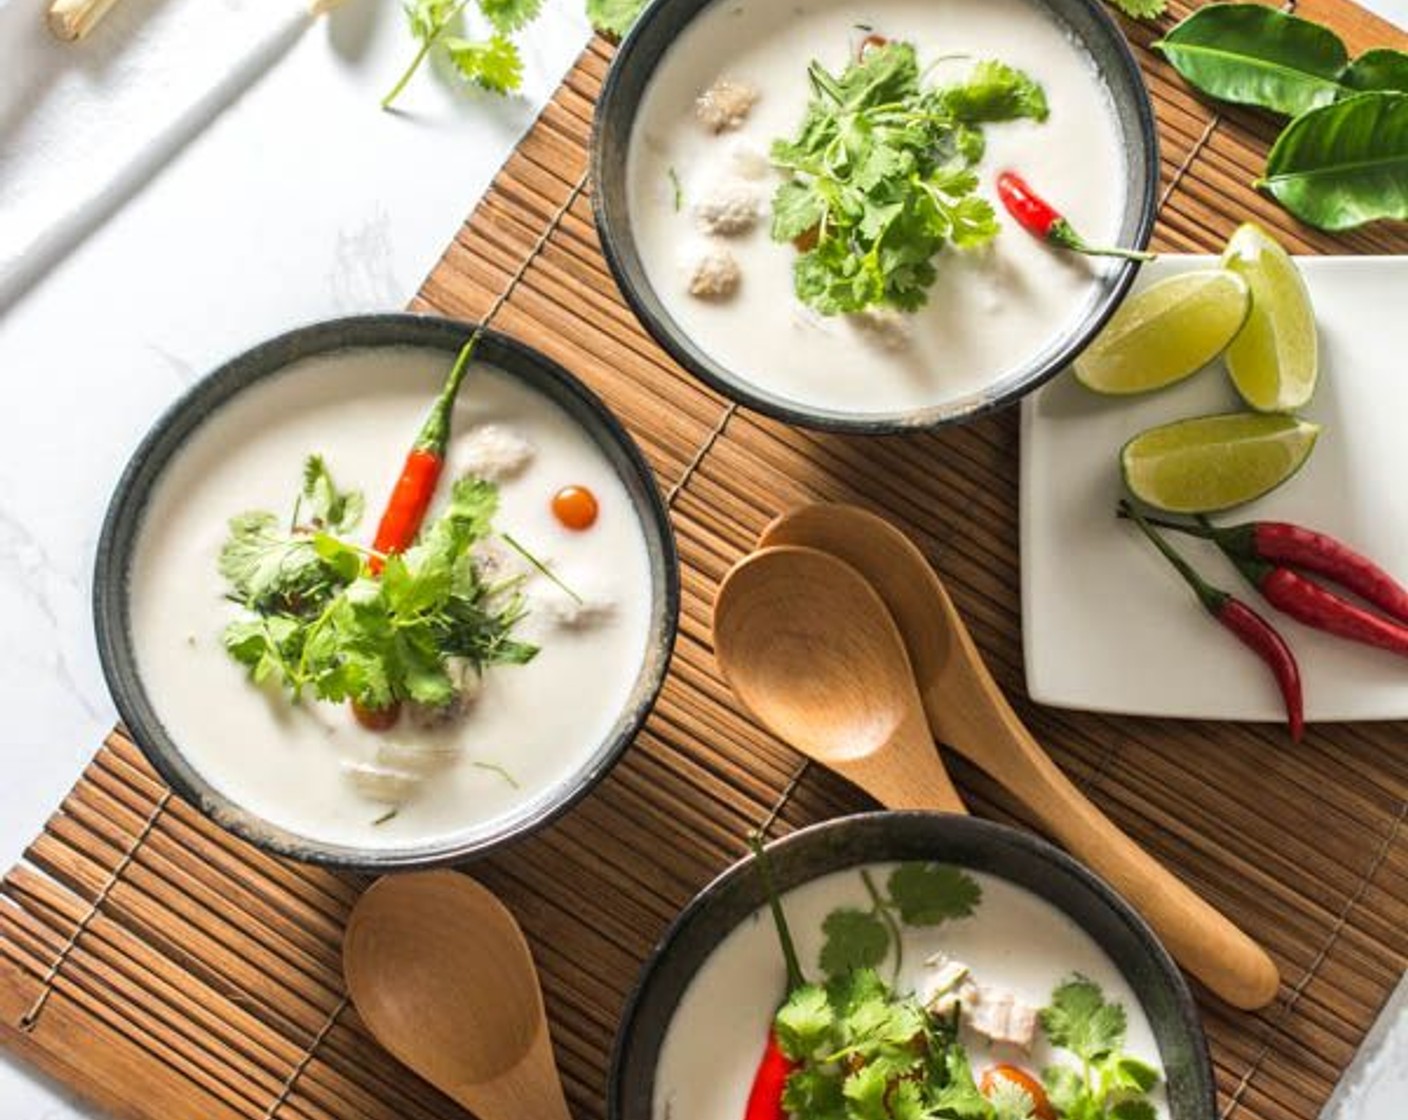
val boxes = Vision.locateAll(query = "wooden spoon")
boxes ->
[760,502,1280,1011]
[713,544,967,813]
[343,871,572,1119]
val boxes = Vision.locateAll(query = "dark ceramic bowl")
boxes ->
[94,314,678,871]
[593,0,1159,433]
[610,813,1214,1119]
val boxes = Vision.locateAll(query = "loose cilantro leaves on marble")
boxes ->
[385,0,645,107]
[818,862,982,981]
[769,41,1047,315]
[220,460,537,715]
[1039,976,1161,1120]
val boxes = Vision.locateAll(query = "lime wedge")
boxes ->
[1222,223,1318,412]
[1074,270,1251,395]
[1121,412,1321,513]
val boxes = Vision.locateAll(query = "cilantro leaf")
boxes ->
[887,863,983,926]
[930,1048,992,1119]
[219,512,337,615]
[587,0,647,38]
[302,454,364,534]
[1040,978,1161,1120]
[1039,974,1127,1062]
[477,0,541,35]
[406,0,460,40]
[937,60,1050,123]
[774,984,833,1058]
[443,33,524,94]
[1106,0,1167,20]
[818,907,890,976]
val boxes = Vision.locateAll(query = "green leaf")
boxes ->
[587,0,647,38]
[1259,91,1408,230]
[1039,974,1127,1063]
[886,862,982,926]
[1041,1064,1085,1116]
[1102,1054,1161,1095]
[477,0,541,35]
[1342,48,1408,94]
[1155,4,1349,117]
[774,984,833,1058]
[938,59,1049,123]
[818,908,890,976]
[930,1048,992,1118]
[443,33,524,93]
[301,454,364,533]
[405,0,460,41]
[1110,1102,1158,1120]
[1104,0,1166,19]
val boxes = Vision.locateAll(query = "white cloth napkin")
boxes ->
[0,0,312,309]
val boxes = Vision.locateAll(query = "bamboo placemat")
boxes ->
[4,2,1406,1118]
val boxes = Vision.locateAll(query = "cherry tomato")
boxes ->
[857,32,889,59]
[552,485,599,531]
[980,1065,1056,1120]
[351,699,401,732]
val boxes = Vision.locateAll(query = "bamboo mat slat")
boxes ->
[4,2,1407,1117]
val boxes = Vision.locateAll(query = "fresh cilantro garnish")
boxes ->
[818,862,982,981]
[442,32,524,94]
[220,459,537,715]
[586,0,647,38]
[1106,0,1167,20]
[775,968,1021,1120]
[1039,976,1161,1119]
[769,41,1047,315]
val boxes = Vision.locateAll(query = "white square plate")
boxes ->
[1020,256,1408,724]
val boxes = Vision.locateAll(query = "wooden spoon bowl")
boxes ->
[344,871,572,1119]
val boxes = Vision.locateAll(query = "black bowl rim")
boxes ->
[93,313,680,871]
[607,811,1215,1118]
[592,0,1160,434]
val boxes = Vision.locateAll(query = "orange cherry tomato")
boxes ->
[552,485,599,531]
[857,32,890,59]
[351,699,401,732]
[980,1065,1056,1120]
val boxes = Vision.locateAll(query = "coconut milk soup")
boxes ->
[129,347,653,850]
[628,0,1128,416]
[654,865,1170,1119]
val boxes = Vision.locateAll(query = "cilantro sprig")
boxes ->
[769,42,1048,315]
[1039,976,1161,1120]
[819,862,982,981]
[385,0,646,107]
[774,970,1038,1120]
[220,457,537,714]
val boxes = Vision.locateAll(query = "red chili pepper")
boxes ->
[997,171,1155,262]
[1137,514,1408,626]
[1230,556,1408,660]
[1122,502,1304,741]
[369,336,479,573]
[744,834,806,1120]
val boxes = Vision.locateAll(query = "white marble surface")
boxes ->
[0,0,1405,1115]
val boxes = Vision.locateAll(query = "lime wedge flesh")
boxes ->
[1074,270,1251,395]
[1222,223,1319,412]
[1122,412,1321,513]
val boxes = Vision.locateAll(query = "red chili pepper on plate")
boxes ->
[744,834,806,1120]
[1122,502,1304,741]
[1227,555,1408,659]
[1136,514,1408,626]
[369,336,479,572]
[998,171,1156,262]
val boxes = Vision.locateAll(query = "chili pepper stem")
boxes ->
[1048,220,1157,262]
[748,832,805,992]
[1119,501,1227,615]
[415,334,479,454]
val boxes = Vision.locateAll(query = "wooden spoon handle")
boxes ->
[938,660,1279,1009]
